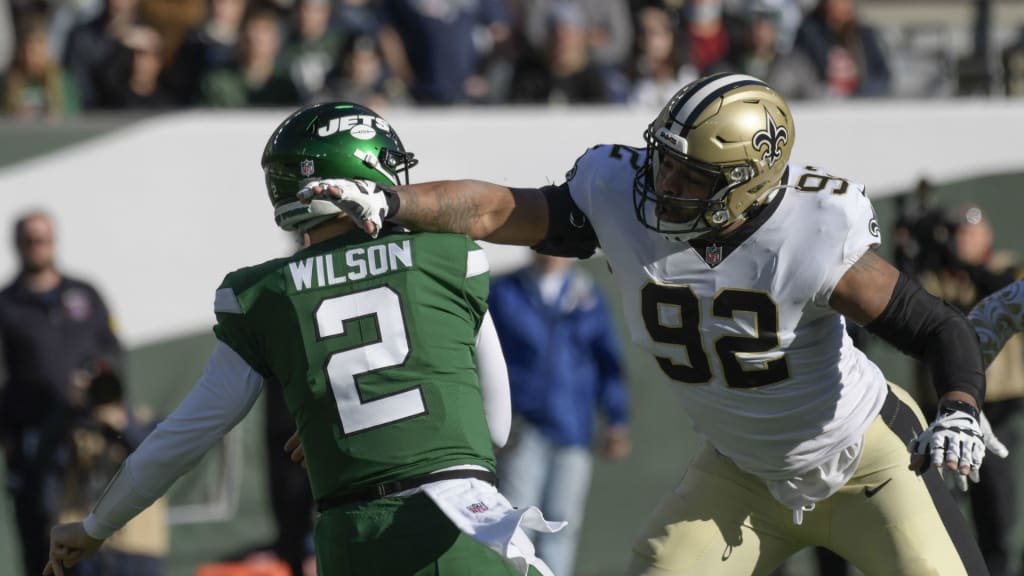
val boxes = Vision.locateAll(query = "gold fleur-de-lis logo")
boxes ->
[752,110,789,169]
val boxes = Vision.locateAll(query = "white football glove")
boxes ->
[909,401,986,492]
[980,410,1010,459]
[297,178,391,238]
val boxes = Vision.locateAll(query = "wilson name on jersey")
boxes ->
[566,145,888,480]
[213,230,494,500]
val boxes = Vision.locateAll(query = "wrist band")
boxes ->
[382,186,400,219]
[938,399,979,420]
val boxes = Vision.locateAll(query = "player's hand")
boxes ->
[43,522,104,575]
[297,178,390,238]
[603,425,632,461]
[908,400,985,492]
[284,430,306,469]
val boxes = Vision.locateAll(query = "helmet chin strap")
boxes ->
[296,215,338,233]
[749,183,797,213]
[763,183,796,200]
[276,199,343,232]
[728,178,794,219]
[681,181,793,242]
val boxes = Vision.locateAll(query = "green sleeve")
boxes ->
[462,239,490,330]
[212,277,271,377]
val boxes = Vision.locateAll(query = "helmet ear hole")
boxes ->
[729,166,755,184]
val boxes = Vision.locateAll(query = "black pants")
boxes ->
[265,382,314,576]
[9,468,59,576]
[965,398,1022,576]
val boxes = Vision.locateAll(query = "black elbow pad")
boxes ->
[530,184,599,259]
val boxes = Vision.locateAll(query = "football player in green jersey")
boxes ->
[44,103,562,576]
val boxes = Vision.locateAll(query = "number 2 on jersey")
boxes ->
[315,287,425,434]
[641,284,790,389]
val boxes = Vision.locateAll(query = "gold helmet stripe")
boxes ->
[669,73,767,137]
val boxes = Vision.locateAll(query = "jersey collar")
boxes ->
[687,175,788,268]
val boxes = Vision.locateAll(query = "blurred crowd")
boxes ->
[5,0,1023,120]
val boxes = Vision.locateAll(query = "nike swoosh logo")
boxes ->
[864,478,892,498]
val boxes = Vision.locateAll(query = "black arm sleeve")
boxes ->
[530,184,600,259]
[865,271,986,407]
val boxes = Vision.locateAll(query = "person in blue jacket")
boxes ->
[489,252,631,576]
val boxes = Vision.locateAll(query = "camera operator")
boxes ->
[58,360,168,576]
[0,211,123,575]
[893,183,1024,576]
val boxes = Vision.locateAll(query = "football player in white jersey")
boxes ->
[297,73,993,575]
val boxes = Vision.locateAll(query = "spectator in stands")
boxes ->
[490,253,630,576]
[792,0,891,98]
[0,210,122,576]
[43,0,105,72]
[2,11,80,119]
[95,24,176,109]
[906,202,1024,576]
[376,0,510,104]
[724,0,803,52]
[627,3,697,107]
[58,361,167,576]
[318,32,408,110]
[200,7,299,107]
[62,0,142,109]
[279,0,341,103]
[1002,25,1024,97]
[712,1,824,100]
[519,0,633,99]
[136,0,206,74]
[0,1,15,75]
[168,0,249,105]
[678,0,734,75]
[507,2,610,104]
[329,0,377,37]
[521,0,633,71]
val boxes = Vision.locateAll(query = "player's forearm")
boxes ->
[864,272,987,407]
[969,279,1024,367]
[393,180,548,245]
[83,459,164,539]
[85,342,265,538]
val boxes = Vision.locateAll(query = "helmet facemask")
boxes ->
[349,138,418,187]
[634,126,759,242]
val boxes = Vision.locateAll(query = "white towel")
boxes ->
[423,478,567,576]
[764,436,864,524]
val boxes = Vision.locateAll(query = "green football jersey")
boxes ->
[213,229,494,500]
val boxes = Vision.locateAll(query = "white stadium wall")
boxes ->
[1,101,1023,347]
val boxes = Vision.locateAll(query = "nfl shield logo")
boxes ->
[300,159,315,177]
[706,244,723,266]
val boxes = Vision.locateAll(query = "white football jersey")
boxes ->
[566,145,888,480]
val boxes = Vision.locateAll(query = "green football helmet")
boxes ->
[262,102,418,231]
